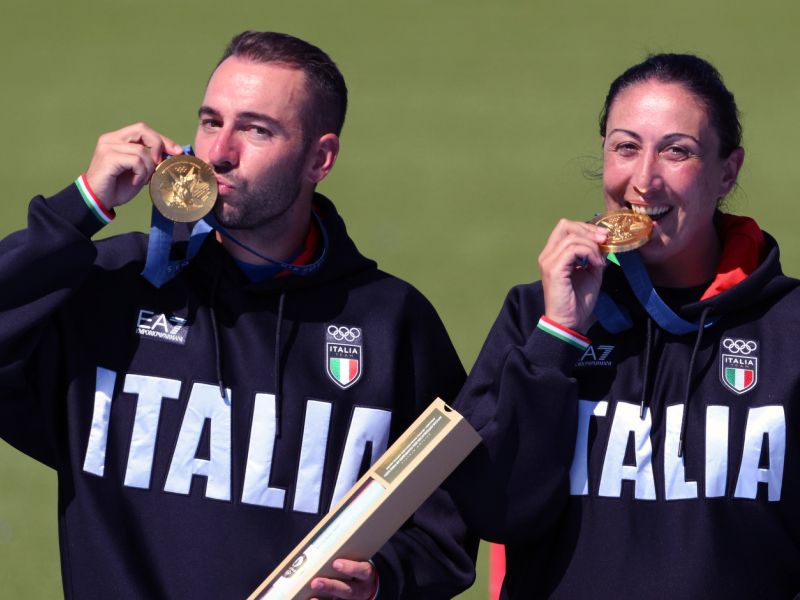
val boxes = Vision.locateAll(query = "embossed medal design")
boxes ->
[149,155,217,222]
[591,209,653,253]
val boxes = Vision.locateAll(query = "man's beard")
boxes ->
[213,152,306,231]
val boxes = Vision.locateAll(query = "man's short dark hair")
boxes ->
[218,31,348,138]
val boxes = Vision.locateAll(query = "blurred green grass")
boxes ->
[2,1,800,597]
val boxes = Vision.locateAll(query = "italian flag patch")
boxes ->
[325,325,363,389]
[329,358,360,386]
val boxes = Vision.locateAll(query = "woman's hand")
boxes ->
[538,219,608,332]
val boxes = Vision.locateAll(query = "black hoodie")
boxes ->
[450,217,800,599]
[0,184,476,599]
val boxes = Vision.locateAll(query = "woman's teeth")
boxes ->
[629,204,671,220]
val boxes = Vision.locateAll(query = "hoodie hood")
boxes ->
[178,192,378,300]
[601,212,799,327]
[596,212,800,457]
[175,192,380,408]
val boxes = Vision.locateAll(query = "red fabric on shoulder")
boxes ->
[700,213,766,300]
[276,216,320,278]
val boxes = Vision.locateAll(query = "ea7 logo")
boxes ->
[576,344,615,368]
[135,309,189,346]
[720,337,758,394]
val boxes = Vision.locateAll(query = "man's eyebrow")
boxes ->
[198,106,281,129]
[198,105,220,119]
[237,111,281,127]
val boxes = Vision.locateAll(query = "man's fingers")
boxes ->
[85,119,187,209]
[100,123,183,164]
[332,559,373,581]
[308,559,376,599]
[309,576,355,598]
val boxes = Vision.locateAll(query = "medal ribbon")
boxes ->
[594,251,718,335]
[141,146,329,286]
[141,208,212,287]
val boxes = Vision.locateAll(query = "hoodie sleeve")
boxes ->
[370,288,478,599]
[0,184,107,466]
[447,283,587,545]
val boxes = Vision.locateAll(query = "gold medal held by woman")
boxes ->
[591,209,653,253]
[149,155,218,222]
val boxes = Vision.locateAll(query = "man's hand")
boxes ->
[85,122,184,210]
[309,559,378,600]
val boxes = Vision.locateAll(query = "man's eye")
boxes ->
[247,125,272,137]
[200,119,221,129]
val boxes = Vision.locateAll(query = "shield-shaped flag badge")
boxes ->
[720,337,758,395]
[326,325,363,389]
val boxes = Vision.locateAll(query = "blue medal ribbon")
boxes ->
[141,208,214,287]
[594,251,717,335]
[141,146,329,287]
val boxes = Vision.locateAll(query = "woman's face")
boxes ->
[602,79,743,287]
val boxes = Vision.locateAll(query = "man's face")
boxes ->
[194,57,313,231]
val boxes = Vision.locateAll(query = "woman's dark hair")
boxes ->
[599,54,742,158]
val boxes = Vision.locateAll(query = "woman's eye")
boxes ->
[662,145,691,160]
[614,142,638,157]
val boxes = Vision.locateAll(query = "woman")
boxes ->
[450,54,800,598]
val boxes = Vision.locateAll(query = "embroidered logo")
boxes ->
[281,553,307,579]
[135,309,189,346]
[326,325,363,389]
[575,344,615,368]
[720,337,758,394]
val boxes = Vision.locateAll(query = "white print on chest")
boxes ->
[569,400,786,501]
[82,367,392,513]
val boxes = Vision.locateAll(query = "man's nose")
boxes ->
[208,128,239,169]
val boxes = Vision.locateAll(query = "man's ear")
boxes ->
[306,133,340,184]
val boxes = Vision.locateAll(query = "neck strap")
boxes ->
[594,251,718,335]
[141,208,329,288]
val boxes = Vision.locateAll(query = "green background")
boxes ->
[1,1,799,597]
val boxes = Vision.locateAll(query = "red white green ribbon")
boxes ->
[75,174,115,225]
[537,316,591,350]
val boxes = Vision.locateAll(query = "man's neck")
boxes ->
[218,200,312,266]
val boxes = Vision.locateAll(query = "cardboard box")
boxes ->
[247,398,481,600]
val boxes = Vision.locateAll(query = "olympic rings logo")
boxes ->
[722,338,757,355]
[328,325,362,342]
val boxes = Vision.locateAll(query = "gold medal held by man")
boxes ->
[149,155,218,222]
[591,209,653,253]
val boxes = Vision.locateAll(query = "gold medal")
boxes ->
[149,155,218,223]
[591,209,653,253]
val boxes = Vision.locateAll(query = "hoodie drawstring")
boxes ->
[637,306,713,459]
[640,317,654,418]
[208,274,288,425]
[208,265,226,401]
[274,291,286,438]
[678,306,711,458]
[209,276,288,422]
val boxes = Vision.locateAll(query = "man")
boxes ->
[0,31,475,599]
